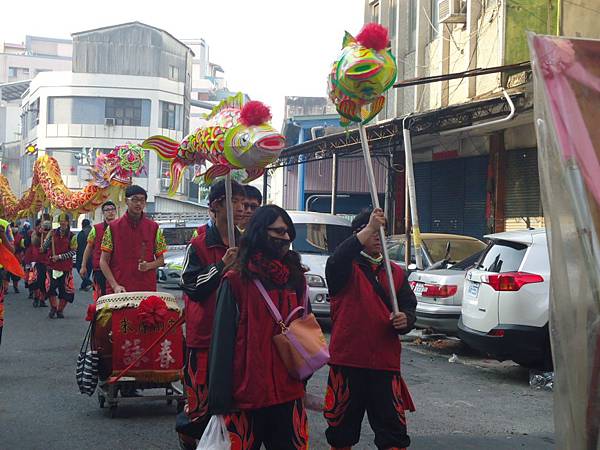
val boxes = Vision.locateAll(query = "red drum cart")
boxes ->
[93,291,185,417]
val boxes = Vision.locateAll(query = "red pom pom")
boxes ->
[240,101,272,127]
[356,23,389,51]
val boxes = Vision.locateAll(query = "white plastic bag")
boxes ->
[197,415,231,450]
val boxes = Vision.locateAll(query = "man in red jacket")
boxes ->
[324,208,416,450]
[79,201,117,301]
[176,179,245,448]
[100,185,166,293]
[43,213,77,319]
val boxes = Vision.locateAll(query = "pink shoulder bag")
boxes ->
[254,279,330,380]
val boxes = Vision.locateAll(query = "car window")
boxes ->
[424,238,486,262]
[293,224,351,254]
[477,240,528,273]
[387,242,405,261]
[162,227,197,246]
[450,250,484,271]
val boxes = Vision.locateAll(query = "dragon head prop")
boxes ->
[88,143,145,188]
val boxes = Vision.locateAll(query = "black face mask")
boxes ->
[264,236,291,259]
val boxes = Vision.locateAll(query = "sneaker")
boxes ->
[48,308,56,319]
[56,311,65,319]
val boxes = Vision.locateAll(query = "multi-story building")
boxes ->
[279,1,600,237]
[0,36,72,187]
[18,22,195,211]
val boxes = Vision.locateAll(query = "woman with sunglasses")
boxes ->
[208,205,311,450]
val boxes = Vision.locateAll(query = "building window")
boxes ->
[48,97,150,126]
[169,65,179,81]
[430,0,440,39]
[105,98,148,126]
[370,0,380,23]
[408,0,418,52]
[160,101,182,131]
[389,0,397,41]
[8,67,18,78]
[29,98,39,130]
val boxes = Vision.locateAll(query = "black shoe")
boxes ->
[48,308,56,319]
[33,299,39,308]
[39,301,48,307]
[56,311,65,319]
[28,292,34,299]
[13,287,19,294]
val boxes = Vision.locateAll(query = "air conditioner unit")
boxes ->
[438,0,466,24]
[104,117,115,127]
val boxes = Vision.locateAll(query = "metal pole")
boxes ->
[262,170,268,205]
[402,117,424,269]
[358,123,400,314]
[331,152,338,215]
[404,172,411,269]
[224,172,236,246]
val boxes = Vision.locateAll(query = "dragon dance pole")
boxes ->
[358,123,400,314]
[224,172,236,247]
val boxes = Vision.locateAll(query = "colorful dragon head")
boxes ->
[88,143,145,188]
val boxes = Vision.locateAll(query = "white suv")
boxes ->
[457,229,552,370]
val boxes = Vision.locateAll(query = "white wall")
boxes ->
[21,71,186,204]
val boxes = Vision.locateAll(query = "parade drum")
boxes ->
[94,292,184,383]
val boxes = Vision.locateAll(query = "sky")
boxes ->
[1,0,365,129]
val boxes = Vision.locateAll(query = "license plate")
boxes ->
[468,281,480,297]
[413,283,425,295]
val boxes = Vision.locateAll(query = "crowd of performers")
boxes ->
[0,179,417,450]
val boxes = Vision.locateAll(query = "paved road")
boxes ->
[0,280,554,449]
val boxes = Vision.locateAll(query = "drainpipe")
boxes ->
[331,152,338,214]
[296,129,306,210]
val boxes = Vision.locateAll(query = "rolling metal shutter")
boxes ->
[413,155,488,238]
[504,148,542,224]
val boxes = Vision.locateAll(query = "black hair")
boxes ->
[244,185,263,204]
[82,219,91,227]
[125,184,147,199]
[237,205,305,291]
[208,179,245,209]
[35,219,42,227]
[351,209,372,233]
[101,201,116,211]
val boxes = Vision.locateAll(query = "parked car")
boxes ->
[287,211,352,319]
[157,221,206,288]
[409,250,484,336]
[387,233,487,272]
[457,229,552,370]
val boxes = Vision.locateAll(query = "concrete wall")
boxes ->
[562,0,600,39]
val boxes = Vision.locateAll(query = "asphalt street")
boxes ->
[0,277,554,449]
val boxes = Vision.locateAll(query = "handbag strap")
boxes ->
[253,279,309,329]
[80,319,93,353]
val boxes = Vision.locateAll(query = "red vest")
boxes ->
[184,224,226,349]
[329,260,405,372]
[226,271,305,409]
[32,231,50,265]
[92,222,107,271]
[47,229,74,272]
[108,213,159,292]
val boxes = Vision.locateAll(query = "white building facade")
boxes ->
[18,22,195,211]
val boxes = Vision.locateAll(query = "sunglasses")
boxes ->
[267,226,290,237]
[243,203,260,211]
